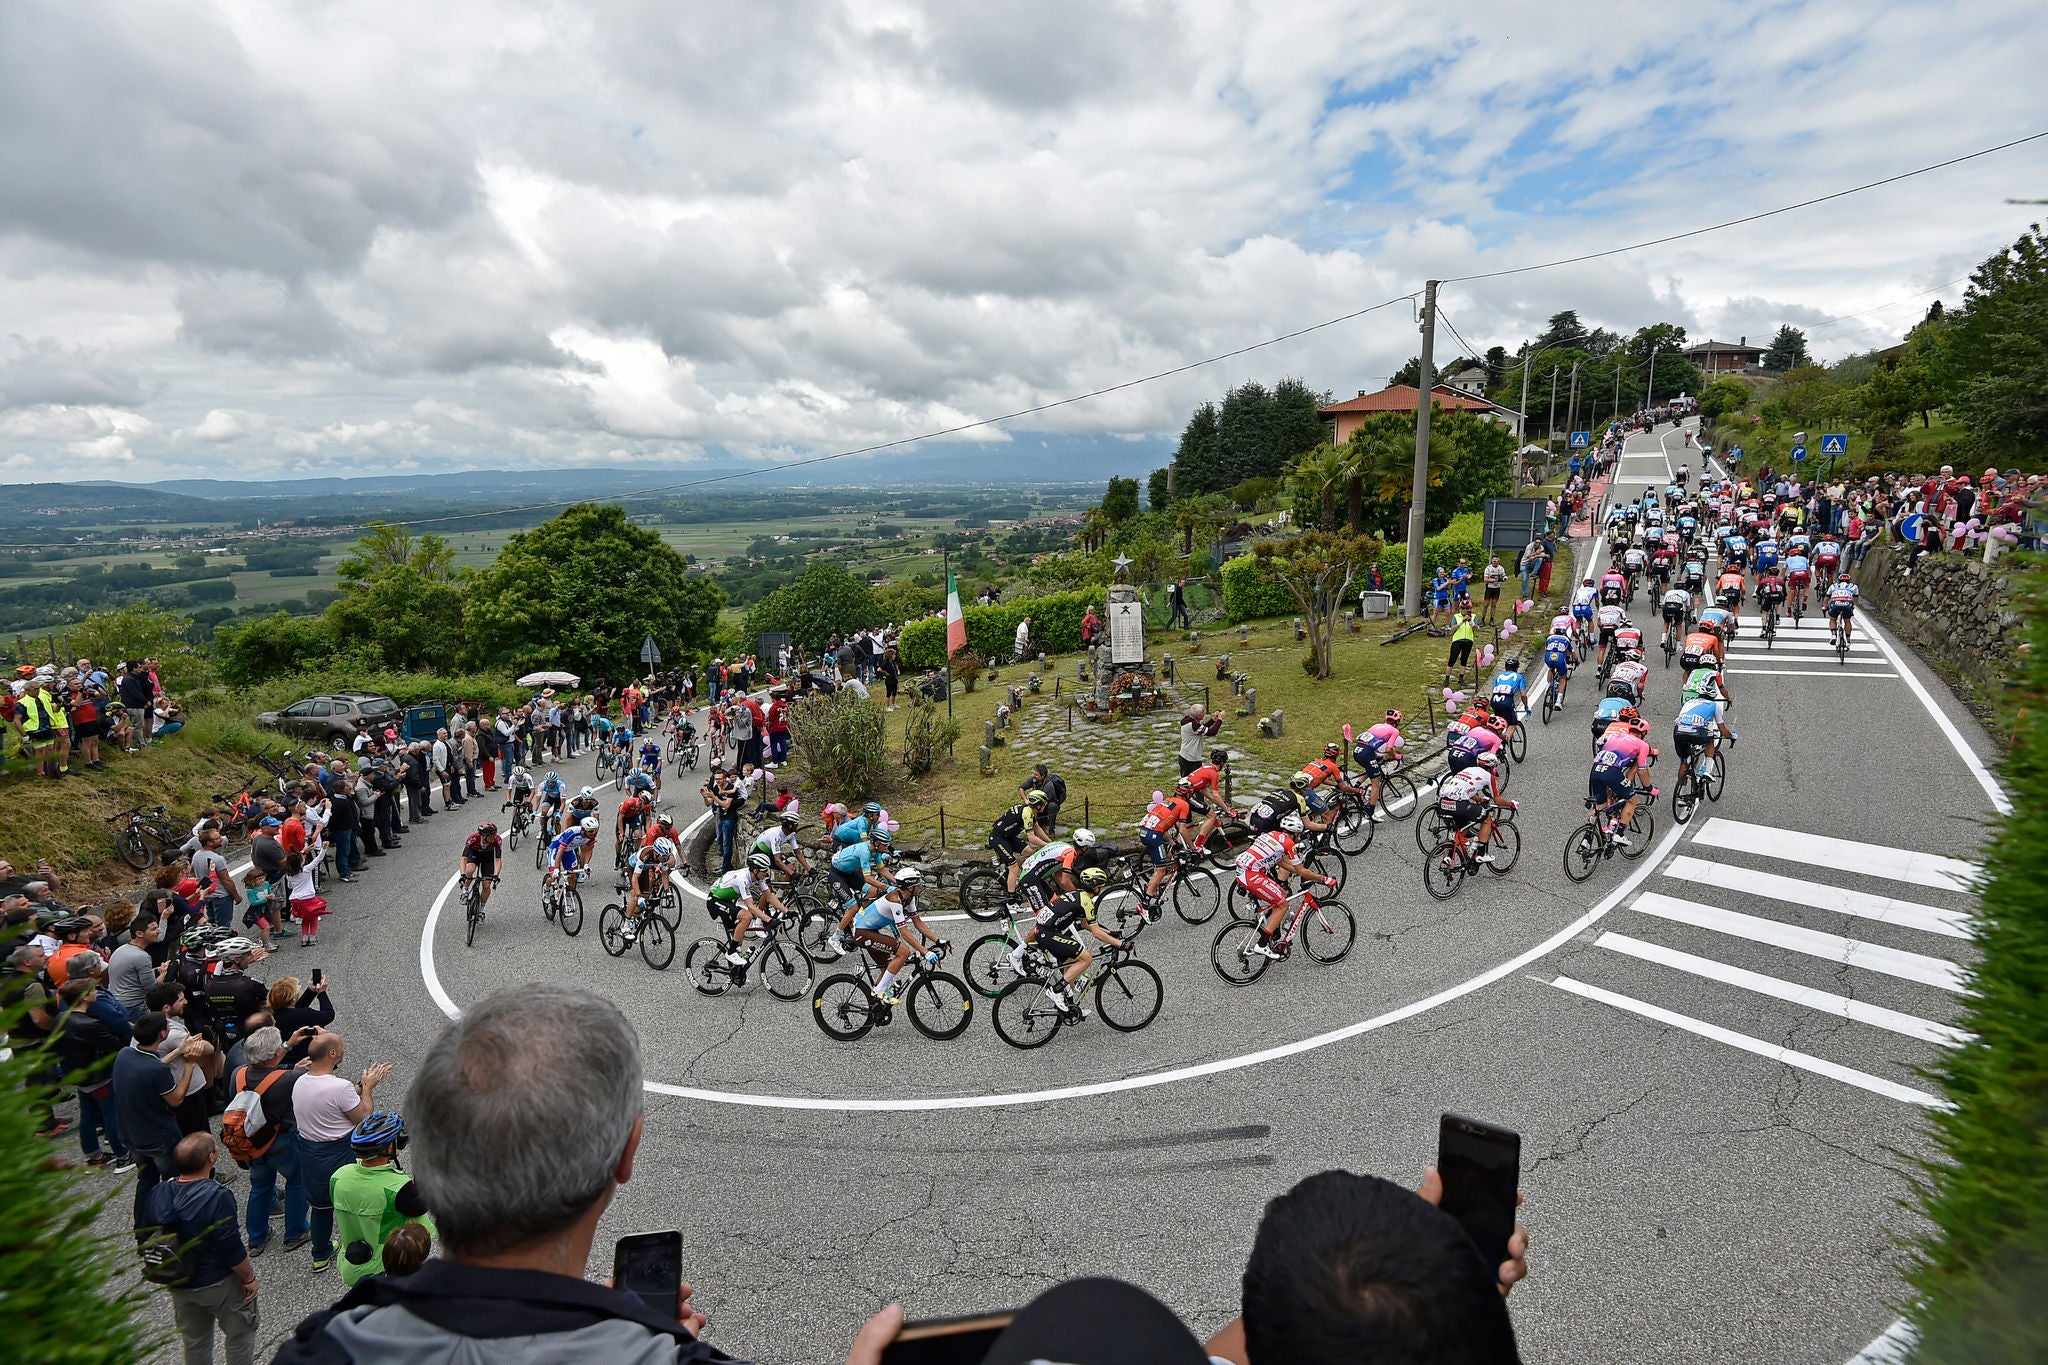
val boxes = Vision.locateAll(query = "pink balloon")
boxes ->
[1500,621,1518,637]
[1342,723,1355,743]
[1519,598,1534,614]
[1480,645,1496,668]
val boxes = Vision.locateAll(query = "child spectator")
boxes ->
[283,853,328,948]
[242,868,278,950]
[381,1221,433,1279]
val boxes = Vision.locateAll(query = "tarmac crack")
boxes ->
[1525,1088,1654,1176]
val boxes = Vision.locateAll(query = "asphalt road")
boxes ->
[105,421,1996,1363]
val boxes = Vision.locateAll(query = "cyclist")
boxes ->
[1722,530,1748,571]
[1814,534,1844,589]
[1445,717,1503,774]
[823,825,896,955]
[621,763,657,803]
[1679,552,1708,615]
[1674,680,1735,776]
[1010,865,1122,1018]
[1598,566,1628,606]
[711,852,792,967]
[989,790,1053,894]
[675,714,700,770]
[1594,601,1627,672]
[851,866,942,1007]
[1658,583,1691,653]
[1542,629,1579,707]
[459,822,502,916]
[1607,648,1650,707]
[1613,618,1645,660]
[536,770,567,827]
[1136,788,1195,921]
[641,810,680,853]
[1016,828,1101,914]
[1827,572,1861,645]
[1234,814,1336,960]
[1753,534,1781,576]
[1434,754,1512,864]
[1620,542,1648,595]
[503,763,536,827]
[1351,712,1405,821]
[545,815,600,888]
[1489,659,1528,727]
[1296,741,1366,807]
[1570,577,1599,641]
[621,837,678,946]
[636,737,664,798]
[567,785,602,829]
[1180,751,1233,848]
[1756,564,1788,627]
[1785,546,1813,616]
[1589,713,1656,850]
[1246,773,1333,837]
[750,811,810,881]
[833,801,884,848]
[614,790,653,863]
[1715,565,1746,611]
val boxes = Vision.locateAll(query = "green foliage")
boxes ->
[785,689,891,800]
[213,611,339,686]
[873,580,943,623]
[324,563,464,673]
[901,695,961,777]
[1945,224,2048,455]
[1101,476,1141,524]
[1698,378,1750,423]
[1246,531,1384,678]
[896,589,1100,668]
[0,1024,161,1364]
[465,504,724,681]
[1231,475,1279,511]
[1227,513,1489,621]
[1220,551,1301,622]
[234,668,532,714]
[949,648,985,693]
[745,561,881,652]
[1907,567,2048,1360]
[1168,378,1332,496]
[1147,467,1172,511]
[1762,324,1811,373]
[64,603,206,687]
[1288,443,1348,532]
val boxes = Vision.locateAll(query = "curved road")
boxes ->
[125,422,1991,1363]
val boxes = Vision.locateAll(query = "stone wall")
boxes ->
[1858,542,2030,691]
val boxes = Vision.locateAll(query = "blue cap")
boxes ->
[259,816,282,828]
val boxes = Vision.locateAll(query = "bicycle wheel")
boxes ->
[963,931,1022,997]
[1506,724,1527,765]
[1542,683,1557,722]
[559,886,584,937]
[1331,794,1374,855]
[1203,820,1253,870]
[1095,960,1163,1031]
[1422,840,1463,900]
[906,972,973,1040]
[757,936,813,1000]
[1671,770,1699,825]
[1210,918,1270,985]
[1224,877,1252,921]
[637,914,674,969]
[1483,822,1521,874]
[1299,900,1356,963]
[1096,885,1145,937]
[684,937,732,996]
[117,828,152,870]
[598,904,630,956]
[465,904,481,948]
[1379,773,1421,820]
[1415,803,1450,854]
[1704,751,1727,802]
[957,866,1012,921]
[798,908,843,964]
[1621,803,1655,857]
[990,979,1063,1049]
[534,833,546,870]
[1562,825,1604,882]
[1172,866,1223,925]
[812,974,875,1040]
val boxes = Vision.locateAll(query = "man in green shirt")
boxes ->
[1446,611,1478,685]
[333,1112,434,1285]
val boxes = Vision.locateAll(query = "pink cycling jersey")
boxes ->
[1596,732,1653,770]
[1364,722,1404,753]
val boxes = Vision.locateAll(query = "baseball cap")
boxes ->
[259,816,282,828]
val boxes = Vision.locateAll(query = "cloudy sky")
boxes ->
[2,0,2043,486]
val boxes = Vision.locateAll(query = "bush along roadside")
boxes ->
[1905,566,2048,1362]
[895,588,1099,669]
[1222,513,1488,622]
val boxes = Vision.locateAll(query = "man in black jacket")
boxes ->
[117,660,154,750]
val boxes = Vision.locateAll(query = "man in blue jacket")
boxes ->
[145,1132,259,1365]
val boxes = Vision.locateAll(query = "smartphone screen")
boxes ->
[612,1231,682,1315]
[879,1312,1015,1365]
[310,968,323,989]
[1437,1112,1521,1271]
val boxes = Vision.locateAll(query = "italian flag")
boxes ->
[946,570,967,656]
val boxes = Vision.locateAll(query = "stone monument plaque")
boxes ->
[1108,595,1145,667]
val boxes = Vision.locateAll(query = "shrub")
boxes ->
[902,696,961,777]
[950,649,986,693]
[1221,513,1488,621]
[1220,553,1297,622]
[785,689,890,800]
[896,589,1100,667]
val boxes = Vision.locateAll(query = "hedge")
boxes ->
[1221,514,1491,622]
[896,589,1099,668]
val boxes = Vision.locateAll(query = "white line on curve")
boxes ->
[1860,615,2012,815]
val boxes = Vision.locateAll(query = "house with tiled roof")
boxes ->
[1318,383,1521,443]
[1682,337,1768,376]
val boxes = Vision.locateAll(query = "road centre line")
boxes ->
[1593,932,1971,1046]
[1550,975,1949,1108]
[1631,892,1968,991]
[1690,819,1980,893]
[1662,855,1971,939]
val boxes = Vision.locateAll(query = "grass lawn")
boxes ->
[870,547,1578,851]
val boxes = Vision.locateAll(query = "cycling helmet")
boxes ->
[1627,717,1651,737]
[51,915,94,938]
[1476,751,1499,769]
[652,838,678,862]
[1071,828,1097,847]
[780,811,799,829]
[181,925,230,952]
[543,771,558,783]
[1384,709,1403,726]
[1323,742,1342,758]
[1174,776,1193,793]
[863,802,882,818]
[747,852,773,873]
[580,816,599,834]
[1288,772,1313,791]
[1023,789,1048,807]
[1278,813,1306,835]
[654,813,676,829]
[1616,706,1641,725]
[1503,659,1521,673]
[349,1111,407,1154]
[872,826,894,844]
[1583,577,1594,586]
[207,935,258,962]
[1077,866,1109,888]
[1209,748,1229,766]
[578,786,595,800]
[893,867,924,888]
[1618,647,1643,664]
[476,821,498,837]
[1484,716,1510,736]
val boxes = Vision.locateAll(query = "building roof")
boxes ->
[1319,383,1508,417]
[1683,339,1766,357]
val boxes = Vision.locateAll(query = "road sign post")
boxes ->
[1820,433,1848,478]
[1569,431,1590,450]
[639,634,662,679]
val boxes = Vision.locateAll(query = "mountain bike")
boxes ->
[1422,814,1521,900]
[1668,745,1726,825]
[990,918,1162,1048]
[539,867,585,936]
[109,804,179,871]
[683,906,811,999]
[810,939,973,1042]
[1209,884,1355,986]
[1561,787,1658,882]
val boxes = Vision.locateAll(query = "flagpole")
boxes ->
[943,548,954,719]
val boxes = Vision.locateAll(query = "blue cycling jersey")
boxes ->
[831,840,878,876]
[1490,670,1526,699]
[1676,699,1720,736]
[833,815,870,846]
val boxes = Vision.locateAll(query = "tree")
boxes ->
[1763,324,1811,374]
[1171,402,1224,496]
[1945,224,2048,454]
[1698,378,1750,424]
[1535,310,1588,351]
[1147,466,1172,511]
[1287,444,1349,532]
[66,603,205,686]
[320,521,466,672]
[1341,415,1409,537]
[215,610,338,686]
[1248,531,1383,679]
[1484,345,1508,387]
[744,561,880,655]
[1430,410,1516,530]
[1230,475,1279,511]
[1101,476,1141,524]
[465,503,725,680]
[334,522,456,588]
[1389,356,1423,388]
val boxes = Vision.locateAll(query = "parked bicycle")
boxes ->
[109,804,180,871]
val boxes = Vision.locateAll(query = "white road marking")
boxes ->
[1550,975,1950,1108]
[1846,1318,1917,1365]
[1860,614,2013,815]
[1593,932,1972,1046]
[1723,667,1898,678]
[1631,892,1968,990]
[1662,855,1972,939]
[1722,638,1879,652]
[1723,653,1888,665]
[1691,819,1980,893]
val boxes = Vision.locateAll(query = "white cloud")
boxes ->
[1,0,2044,483]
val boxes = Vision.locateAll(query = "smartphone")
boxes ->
[878,1311,1016,1365]
[309,968,324,990]
[1437,1112,1521,1271]
[612,1231,682,1315]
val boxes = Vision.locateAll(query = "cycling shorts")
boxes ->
[1446,751,1480,775]
[1828,602,1855,619]
[1237,865,1286,910]
[1490,697,1519,724]
[1357,753,1386,779]
[1588,771,1632,802]
[1662,604,1685,623]
[465,850,498,878]
[1816,555,1840,571]
[1674,733,1710,760]
[1041,932,1083,964]
[827,867,863,907]
[1788,570,1811,586]
[1244,806,1286,836]
[1599,626,1617,646]
[556,848,581,873]
[989,833,1025,862]
[1571,601,1594,620]
[1138,829,1170,866]
[1439,798,1487,829]
[1021,875,1060,914]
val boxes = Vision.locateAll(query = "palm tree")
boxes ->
[1079,507,1108,553]
[1175,503,1210,556]
[1288,444,1349,532]
[1353,413,1446,539]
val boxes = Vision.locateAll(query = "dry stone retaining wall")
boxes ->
[1859,543,2030,692]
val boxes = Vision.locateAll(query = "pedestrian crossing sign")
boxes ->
[1569,431,1590,448]
[1821,433,1848,457]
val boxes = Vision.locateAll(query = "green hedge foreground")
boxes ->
[896,588,1100,669]
[1222,513,1489,621]
[1907,563,2048,1362]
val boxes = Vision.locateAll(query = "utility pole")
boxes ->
[1611,360,1621,429]
[1565,361,1580,442]
[1645,343,1660,412]
[1546,368,1559,445]
[1517,345,1533,441]
[1402,280,1439,621]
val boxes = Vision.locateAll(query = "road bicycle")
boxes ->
[597,895,677,969]
[1788,584,1808,625]
[458,873,497,947]
[1224,828,1347,919]
[1541,670,1565,724]
[1209,884,1356,986]
[683,906,811,999]
[1831,614,1853,665]
[539,866,586,936]
[109,804,180,870]
[1668,744,1726,825]
[533,807,562,869]
[1760,599,1780,647]
[504,802,532,853]
[962,912,1036,998]
[1350,754,1422,824]
[957,852,1023,922]
[1562,787,1659,882]
[810,938,973,1042]
[1502,716,1528,765]
[1422,813,1521,900]
[990,918,1163,1048]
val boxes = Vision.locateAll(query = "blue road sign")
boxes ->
[1790,444,1808,463]
[1821,433,1848,457]
[1569,431,1590,449]
[1900,511,1925,544]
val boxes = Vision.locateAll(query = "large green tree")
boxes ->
[214,610,338,686]
[744,561,880,655]
[464,504,723,681]
[1101,475,1141,524]
[66,603,204,686]
[1763,324,1812,373]
[1169,377,1332,495]
[322,522,464,673]
[1945,224,2048,454]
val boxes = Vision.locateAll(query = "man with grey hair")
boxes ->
[275,985,735,1364]
[235,1026,311,1257]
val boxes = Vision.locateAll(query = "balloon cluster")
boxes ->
[1500,620,1519,638]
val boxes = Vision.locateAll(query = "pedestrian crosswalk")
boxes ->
[1719,614,1897,677]
[1552,818,1980,1107]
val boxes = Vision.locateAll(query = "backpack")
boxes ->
[1043,773,1068,805]
[137,1221,198,1287]
[220,1065,286,1163]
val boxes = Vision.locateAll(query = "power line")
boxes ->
[1442,129,2048,285]
[1802,275,1969,334]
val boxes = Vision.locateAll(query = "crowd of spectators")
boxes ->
[1,656,179,780]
